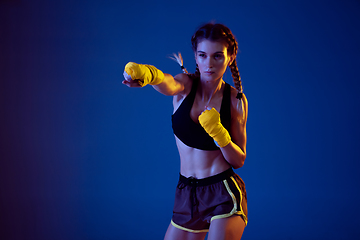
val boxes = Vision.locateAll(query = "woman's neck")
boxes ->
[198,78,224,103]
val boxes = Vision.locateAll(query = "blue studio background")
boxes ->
[1,0,360,239]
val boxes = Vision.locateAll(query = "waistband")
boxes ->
[179,168,235,187]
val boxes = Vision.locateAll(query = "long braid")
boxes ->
[169,52,188,74]
[169,52,200,80]
[221,26,245,115]
[229,59,243,100]
[224,30,243,100]
[192,64,200,80]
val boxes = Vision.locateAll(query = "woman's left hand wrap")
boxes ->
[198,108,231,148]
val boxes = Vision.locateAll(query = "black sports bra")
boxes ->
[171,78,232,150]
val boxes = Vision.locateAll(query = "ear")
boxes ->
[228,55,235,66]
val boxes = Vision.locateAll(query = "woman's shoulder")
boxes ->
[174,72,195,84]
[174,73,194,97]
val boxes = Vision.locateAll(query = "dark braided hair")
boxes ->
[190,23,243,100]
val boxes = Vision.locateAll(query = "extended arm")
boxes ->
[122,62,188,96]
[152,73,187,96]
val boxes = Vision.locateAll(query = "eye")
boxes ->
[199,53,206,58]
[214,54,223,59]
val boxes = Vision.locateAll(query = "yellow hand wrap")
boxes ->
[124,62,164,87]
[198,108,231,148]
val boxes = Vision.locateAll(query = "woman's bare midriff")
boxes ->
[175,136,231,179]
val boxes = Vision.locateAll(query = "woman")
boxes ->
[122,23,248,240]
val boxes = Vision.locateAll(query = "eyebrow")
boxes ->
[197,51,225,54]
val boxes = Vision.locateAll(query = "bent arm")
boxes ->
[220,94,248,169]
[220,126,247,169]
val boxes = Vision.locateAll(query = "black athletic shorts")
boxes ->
[171,168,248,233]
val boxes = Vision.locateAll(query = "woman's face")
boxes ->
[195,39,234,81]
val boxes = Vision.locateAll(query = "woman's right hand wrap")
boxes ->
[124,62,164,87]
[198,108,231,148]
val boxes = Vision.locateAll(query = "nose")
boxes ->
[206,56,214,69]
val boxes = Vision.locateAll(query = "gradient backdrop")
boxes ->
[1,0,360,239]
